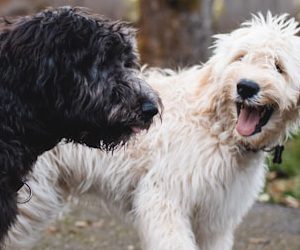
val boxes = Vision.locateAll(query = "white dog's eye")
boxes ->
[232,53,245,62]
[275,61,284,74]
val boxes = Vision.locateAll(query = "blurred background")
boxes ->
[1,0,300,68]
[1,1,300,249]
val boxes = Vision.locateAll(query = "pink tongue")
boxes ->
[236,108,260,136]
[131,126,142,134]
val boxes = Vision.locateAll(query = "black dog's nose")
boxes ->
[141,102,158,121]
[237,79,260,99]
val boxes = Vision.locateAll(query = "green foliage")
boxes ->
[267,134,300,202]
[293,178,300,199]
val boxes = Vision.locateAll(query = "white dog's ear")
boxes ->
[197,52,224,87]
[194,58,221,109]
[198,59,216,87]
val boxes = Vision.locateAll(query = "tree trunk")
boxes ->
[138,0,213,68]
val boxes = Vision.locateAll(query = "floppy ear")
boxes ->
[194,58,220,114]
[196,54,220,88]
[198,61,214,87]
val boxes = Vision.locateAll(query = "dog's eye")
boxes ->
[124,61,139,69]
[275,61,284,74]
[124,61,134,68]
[233,54,245,62]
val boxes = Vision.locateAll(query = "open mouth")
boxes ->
[130,124,151,134]
[236,103,274,136]
[131,126,143,133]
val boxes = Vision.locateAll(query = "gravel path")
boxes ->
[234,203,300,250]
[33,202,300,250]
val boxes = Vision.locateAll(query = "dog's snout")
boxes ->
[141,102,159,121]
[237,79,260,99]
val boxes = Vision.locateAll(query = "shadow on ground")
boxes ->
[33,202,300,250]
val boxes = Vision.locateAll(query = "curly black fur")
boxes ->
[0,7,160,244]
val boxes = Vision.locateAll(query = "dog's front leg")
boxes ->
[209,231,234,250]
[0,184,18,247]
[0,143,29,247]
[195,229,234,250]
[133,177,199,250]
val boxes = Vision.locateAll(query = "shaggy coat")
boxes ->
[0,7,160,245]
[8,13,300,250]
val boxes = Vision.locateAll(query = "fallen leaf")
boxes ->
[282,195,300,208]
[47,226,59,235]
[75,220,90,228]
[258,193,270,203]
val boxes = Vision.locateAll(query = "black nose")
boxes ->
[141,102,158,121]
[237,79,260,99]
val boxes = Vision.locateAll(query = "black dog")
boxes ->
[0,7,160,244]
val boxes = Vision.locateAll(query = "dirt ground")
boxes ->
[32,202,300,250]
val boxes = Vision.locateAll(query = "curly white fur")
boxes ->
[7,13,300,250]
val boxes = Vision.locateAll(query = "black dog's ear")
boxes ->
[35,54,66,109]
[36,57,55,87]
[97,33,124,63]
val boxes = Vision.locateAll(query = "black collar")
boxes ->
[271,145,284,164]
[241,144,285,164]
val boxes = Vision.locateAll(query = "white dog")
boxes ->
[7,13,300,250]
